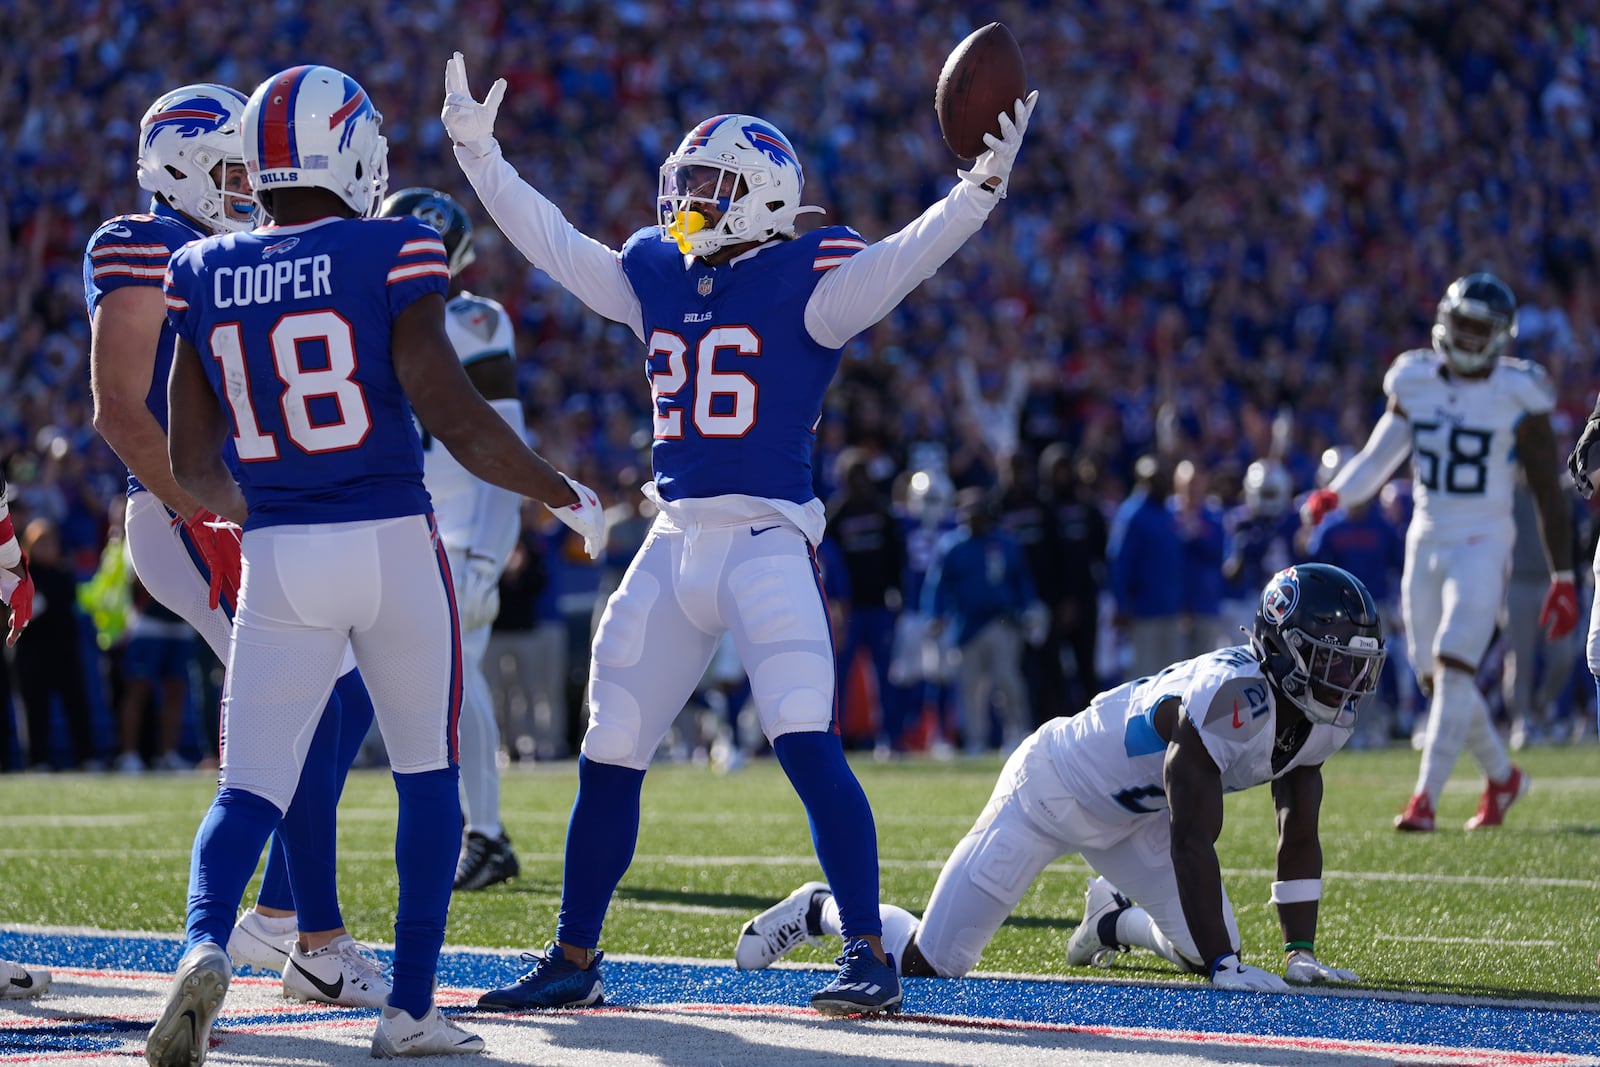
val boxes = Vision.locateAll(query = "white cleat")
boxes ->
[370,1004,485,1058]
[282,935,391,1009]
[146,942,231,1067]
[0,958,49,999]
[1066,876,1132,968]
[735,881,831,970]
[226,910,296,974]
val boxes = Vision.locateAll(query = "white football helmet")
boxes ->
[1244,459,1293,518]
[136,84,254,233]
[243,65,388,217]
[657,114,822,257]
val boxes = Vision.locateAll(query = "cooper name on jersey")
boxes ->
[212,254,333,309]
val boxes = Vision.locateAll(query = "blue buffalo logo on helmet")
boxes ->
[1262,566,1300,625]
[142,94,238,150]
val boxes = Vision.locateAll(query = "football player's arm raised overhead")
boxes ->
[442,54,643,339]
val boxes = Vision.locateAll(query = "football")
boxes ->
[935,22,1028,159]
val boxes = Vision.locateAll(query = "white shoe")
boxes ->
[155,751,193,772]
[146,942,230,1067]
[734,881,830,970]
[1066,876,1132,967]
[116,751,146,775]
[370,1004,484,1058]
[0,958,49,999]
[282,935,391,1008]
[226,910,296,974]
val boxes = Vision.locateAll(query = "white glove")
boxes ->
[1210,953,1291,993]
[442,51,506,158]
[957,90,1039,199]
[1285,950,1359,985]
[457,553,502,633]
[547,473,606,560]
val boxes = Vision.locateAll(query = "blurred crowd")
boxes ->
[2,0,1599,770]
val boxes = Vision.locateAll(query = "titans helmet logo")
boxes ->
[1262,567,1300,625]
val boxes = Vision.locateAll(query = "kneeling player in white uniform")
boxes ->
[1302,273,1574,832]
[379,187,523,892]
[737,564,1381,991]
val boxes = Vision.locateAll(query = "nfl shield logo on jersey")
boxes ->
[698,275,713,297]
[1262,566,1299,625]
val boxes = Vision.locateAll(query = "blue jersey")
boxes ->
[619,225,867,504]
[163,215,449,529]
[83,202,208,495]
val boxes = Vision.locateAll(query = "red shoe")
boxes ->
[1395,793,1435,832]
[1465,766,1530,830]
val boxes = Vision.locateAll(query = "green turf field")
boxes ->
[2,743,1596,1003]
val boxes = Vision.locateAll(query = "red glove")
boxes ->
[5,551,32,647]
[1539,572,1579,640]
[182,509,243,612]
[1300,488,1341,527]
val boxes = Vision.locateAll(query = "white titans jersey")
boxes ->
[1045,646,1353,827]
[425,291,519,555]
[1385,349,1554,540]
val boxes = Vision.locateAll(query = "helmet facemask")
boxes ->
[1275,627,1386,727]
[1432,276,1517,374]
[136,84,256,234]
[655,114,821,258]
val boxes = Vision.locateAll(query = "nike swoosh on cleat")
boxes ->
[9,974,31,990]
[750,525,781,536]
[290,960,344,1001]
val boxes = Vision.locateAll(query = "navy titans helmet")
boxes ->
[378,187,476,277]
[1252,563,1386,728]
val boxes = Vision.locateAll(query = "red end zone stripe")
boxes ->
[260,65,311,170]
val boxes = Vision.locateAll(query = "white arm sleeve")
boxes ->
[0,496,17,569]
[804,180,999,348]
[466,397,530,565]
[454,142,645,341]
[1328,409,1411,508]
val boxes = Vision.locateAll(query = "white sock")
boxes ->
[1417,667,1480,801]
[1117,907,1187,968]
[250,910,297,934]
[819,893,919,976]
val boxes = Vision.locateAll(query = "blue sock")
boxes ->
[277,684,348,934]
[255,836,295,913]
[333,671,376,783]
[391,766,460,1019]
[186,788,283,950]
[555,756,646,950]
[772,731,882,941]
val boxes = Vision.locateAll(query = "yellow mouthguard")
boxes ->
[668,211,706,253]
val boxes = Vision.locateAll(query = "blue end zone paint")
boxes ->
[3,931,1596,1059]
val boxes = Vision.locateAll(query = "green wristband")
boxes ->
[1284,940,1314,953]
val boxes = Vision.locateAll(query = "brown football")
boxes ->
[935,22,1028,160]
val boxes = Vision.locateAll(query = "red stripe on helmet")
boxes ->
[260,65,312,170]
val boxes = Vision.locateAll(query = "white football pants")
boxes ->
[220,515,459,812]
[911,729,1237,977]
[447,547,501,839]
[583,513,836,771]
[1401,525,1512,677]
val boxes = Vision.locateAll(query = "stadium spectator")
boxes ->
[1109,455,1183,680]
[13,517,98,771]
[1170,459,1227,658]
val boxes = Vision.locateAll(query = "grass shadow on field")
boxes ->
[613,885,785,914]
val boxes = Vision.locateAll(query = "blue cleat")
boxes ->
[476,942,604,1011]
[810,937,902,1016]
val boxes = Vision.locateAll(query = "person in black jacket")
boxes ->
[1037,445,1107,718]
[14,518,98,771]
